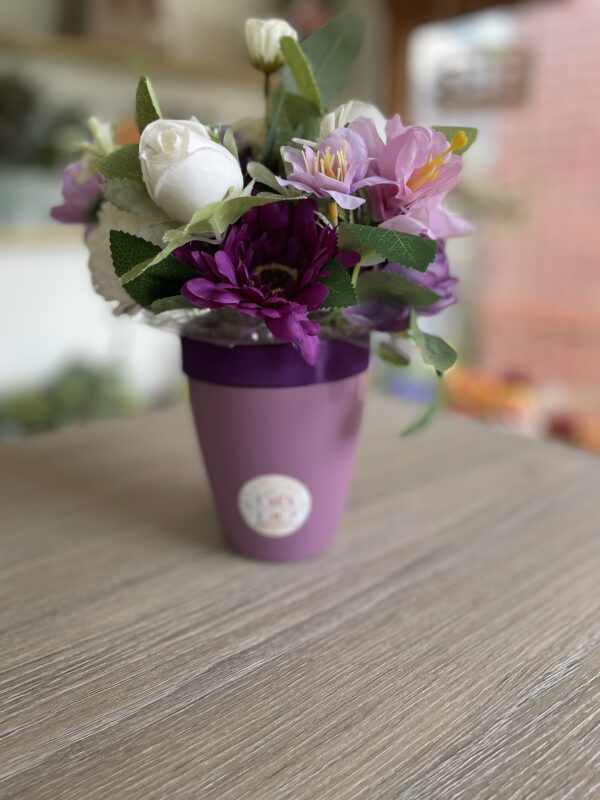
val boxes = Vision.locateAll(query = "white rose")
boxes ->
[245,18,298,74]
[321,100,388,141]
[87,202,169,314]
[139,119,243,223]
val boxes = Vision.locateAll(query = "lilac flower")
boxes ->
[51,162,103,234]
[278,128,390,210]
[345,241,457,332]
[349,115,471,238]
[175,200,359,363]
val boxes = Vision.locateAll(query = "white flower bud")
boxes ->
[245,18,298,75]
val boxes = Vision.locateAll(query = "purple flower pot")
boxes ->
[182,337,370,561]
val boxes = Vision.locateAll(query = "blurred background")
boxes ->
[1,0,598,450]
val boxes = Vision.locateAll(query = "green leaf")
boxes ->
[320,261,357,309]
[186,193,293,237]
[410,310,457,373]
[247,161,289,194]
[102,178,168,220]
[357,270,440,308]
[144,228,192,268]
[378,340,410,368]
[98,144,143,183]
[280,35,323,112]
[109,230,196,307]
[432,126,478,155]
[263,90,320,163]
[292,13,364,108]
[135,76,162,133]
[150,296,194,314]
[342,223,437,272]
[222,127,239,162]
[401,382,443,436]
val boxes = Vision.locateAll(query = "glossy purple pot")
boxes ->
[182,337,369,561]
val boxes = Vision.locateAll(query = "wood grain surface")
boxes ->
[1,392,599,799]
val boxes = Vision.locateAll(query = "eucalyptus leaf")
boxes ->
[280,35,323,112]
[222,127,239,162]
[263,90,320,164]
[98,144,143,183]
[432,126,478,155]
[320,261,357,309]
[247,161,288,193]
[135,76,161,132]
[342,223,437,272]
[378,340,410,368]
[357,270,440,308]
[410,310,457,373]
[109,230,196,307]
[284,13,364,108]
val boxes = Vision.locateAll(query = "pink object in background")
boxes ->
[184,338,369,561]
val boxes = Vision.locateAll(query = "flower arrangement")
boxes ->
[51,13,475,431]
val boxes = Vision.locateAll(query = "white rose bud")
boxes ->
[321,100,388,141]
[245,18,298,75]
[139,119,244,223]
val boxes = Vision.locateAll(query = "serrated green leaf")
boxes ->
[401,382,443,436]
[280,36,323,112]
[337,225,384,267]
[342,223,437,272]
[109,230,196,307]
[378,340,410,368]
[136,76,161,133]
[432,126,478,155]
[284,13,364,108]
[102,178,168,220]
[357,270,440,308]
[320,261,357,309]
[150,296,194,313]
[98,144,143,183]
[410,310,457,373]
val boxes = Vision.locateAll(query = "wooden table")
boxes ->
[1,393,599,799]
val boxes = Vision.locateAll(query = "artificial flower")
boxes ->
[50,161,103,234]
[278,128,390,210]
[349,115,468,237]
[174,200,359,362]
[245,18,298,74]
[320,100,387,141]
[139,119,244,223]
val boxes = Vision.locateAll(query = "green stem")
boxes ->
[351,262,362,287]
[264,73,271,118]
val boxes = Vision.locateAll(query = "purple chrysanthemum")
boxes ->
[175,200,359,363]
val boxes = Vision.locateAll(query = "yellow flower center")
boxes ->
[406,130,468,193]
[304,141,349,182]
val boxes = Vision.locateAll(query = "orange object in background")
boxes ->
[115,117,140,145]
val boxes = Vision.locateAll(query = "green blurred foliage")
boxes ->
[0,363,138,440]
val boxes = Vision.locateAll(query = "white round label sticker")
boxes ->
[238,474,312,537]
